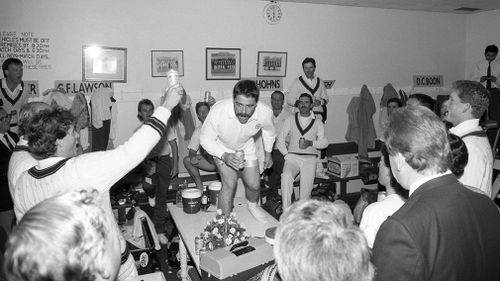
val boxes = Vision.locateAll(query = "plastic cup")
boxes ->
[208,182,222,206]
[182,188,202,214]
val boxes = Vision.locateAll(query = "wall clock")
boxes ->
[263,1,283,24]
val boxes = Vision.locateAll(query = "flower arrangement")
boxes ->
[198,209,249,251]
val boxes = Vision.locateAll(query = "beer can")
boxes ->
[235,150,245,169]
[299,137,305,147]
[195,236,204,255]
[166,70,179,87]
[204,91,211,102]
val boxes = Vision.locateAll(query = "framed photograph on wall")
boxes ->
[82,46,127,82]
[257,51,287,77]
[151,50,184,77]
[206,48,241,80]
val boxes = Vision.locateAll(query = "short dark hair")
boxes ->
[271,90,284,99]
[387,98,402,107]
[2,58,23,77]
[26,109,75,160]
[485,45,498,54]
[298,93,313,103]
[408,93,435,112]
[448,133,468,178]
[302,57,316,68]
[137,99,154,122]
[452,80,489,118]
[195,102,210,115]
[384,106,450,174]
[233,80,259,102]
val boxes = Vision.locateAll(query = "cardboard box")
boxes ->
[327,155,359,178]
[200,238,274,280]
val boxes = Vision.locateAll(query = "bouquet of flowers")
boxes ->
[198,209,249,251]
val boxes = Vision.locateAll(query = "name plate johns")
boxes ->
[413,75,443,87]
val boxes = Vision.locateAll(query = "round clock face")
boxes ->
[264,2,282,24]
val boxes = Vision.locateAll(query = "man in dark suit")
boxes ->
[372,106,500,281]
[0,107,19,235]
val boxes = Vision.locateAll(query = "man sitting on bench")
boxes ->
[183,99,217,190]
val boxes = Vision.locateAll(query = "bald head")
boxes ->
[18,102,52,136]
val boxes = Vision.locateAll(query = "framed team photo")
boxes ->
[206,48,241,80]
[151,50,184,77]
[257,51,287,77]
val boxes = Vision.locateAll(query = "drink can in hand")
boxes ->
[204,91,211,102]
[235,150,245,170]
[299,137,305,147]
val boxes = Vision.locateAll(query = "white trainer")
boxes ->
[248,204,269,223]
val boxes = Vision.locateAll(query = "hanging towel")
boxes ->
[133,208,161,251]
[358,85,377,157]
[90,88,113,129]
[345,96,360,143]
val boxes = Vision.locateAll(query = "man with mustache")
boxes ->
[277,93,328,209]
[200,80,275,221]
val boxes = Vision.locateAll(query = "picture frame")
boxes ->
[82,46,127,83]
[151,50,184,77]
[206,48,241,80]
[257,51,287,77]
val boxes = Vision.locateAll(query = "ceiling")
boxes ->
[271,0,500,14]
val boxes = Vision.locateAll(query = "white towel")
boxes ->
[90,88,113,128]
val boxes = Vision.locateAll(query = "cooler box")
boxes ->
[200,238,274,280]
[327,155,359,178]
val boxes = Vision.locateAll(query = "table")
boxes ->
[167,197,278,281]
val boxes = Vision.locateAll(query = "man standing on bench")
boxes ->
[200,80,275,222]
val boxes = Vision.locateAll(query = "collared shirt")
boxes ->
[409,171,452,197]
[272,108,292,149]
[272,108,292,133]
[450,119,493,196]
[359,193,405,248]
[471,59,500,89]
[200,99,276,159]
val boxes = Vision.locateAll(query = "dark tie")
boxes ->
[3,134,14,150]
[487,62,492,90]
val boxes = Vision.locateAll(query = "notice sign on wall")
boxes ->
[0,31,51,70]
[413,75,443,87]
[246,77,283,91]
[54,80,113,96]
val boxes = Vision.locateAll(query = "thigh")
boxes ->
[196,156,217,172]
[282,155,300,179]
[216,159,239,188]
[241,165,260,189]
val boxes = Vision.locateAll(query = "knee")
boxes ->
[183,156,191,167]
